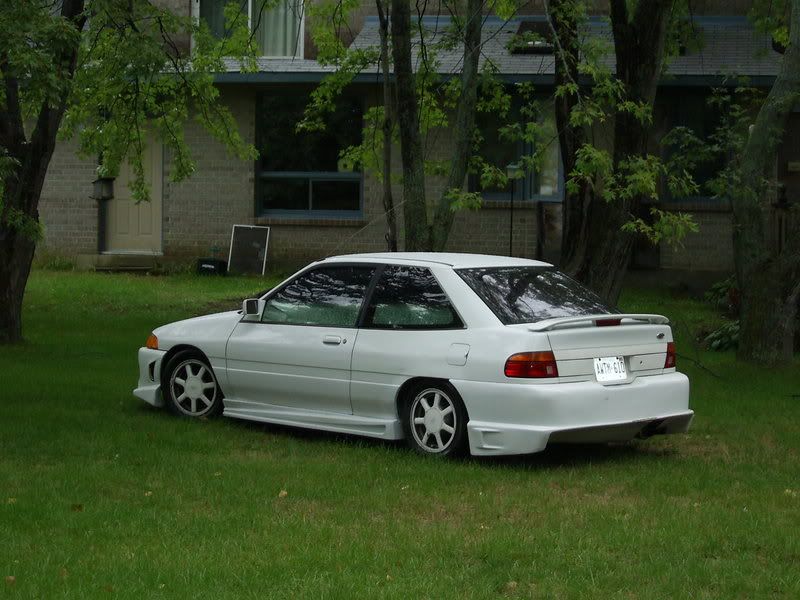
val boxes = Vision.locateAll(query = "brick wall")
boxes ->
[38,82,736,273]
[162,87,256,258]
[660,209,734,271]
[38,137,98,256]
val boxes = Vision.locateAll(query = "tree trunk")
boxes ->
[738,263,800,363]
[733,0,800,364]
[550,0,672,304]
[548,0,592,274]
[430,0,482,251]
[0,0,85,343]
[579,0,672,303]
[390,0,428,251]
[0,228,36,343]
[376,0,398,252]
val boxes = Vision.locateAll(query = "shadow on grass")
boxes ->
[480,441,678,471]
[135,402,678,471]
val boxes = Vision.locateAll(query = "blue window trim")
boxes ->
[256,171,364,219]
[254,88,366,220]
[470,141,564,204]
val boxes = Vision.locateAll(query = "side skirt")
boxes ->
[223,398,404,440]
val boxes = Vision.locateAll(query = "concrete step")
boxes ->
[77,253,161,272]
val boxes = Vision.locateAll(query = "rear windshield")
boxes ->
[457,267,615,325]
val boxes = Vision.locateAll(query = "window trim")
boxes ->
[245,262,468,330]
[360,265,467,331]
[470,98,564,204]
[455,265,616,326]
[256,171,364,219]
[254,90,365,220]
[257,263,377,329]
[191,0,305,59]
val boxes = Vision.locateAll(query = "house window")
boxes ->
[661,91,723,201]
[255,90,363,218]
[198,0,303,57]
[470,101,562,202]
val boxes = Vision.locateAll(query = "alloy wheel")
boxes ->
[410,388,458,453]
[169,359,218,417]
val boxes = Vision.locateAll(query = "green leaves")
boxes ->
[47,0,258,202]
[621,207,699,247]
[0,153,39,238]
[445,189,482,212]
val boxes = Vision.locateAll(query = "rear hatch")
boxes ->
[455,266,673,384]
[529,314,671,384]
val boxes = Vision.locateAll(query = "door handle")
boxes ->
[322,335,342,345]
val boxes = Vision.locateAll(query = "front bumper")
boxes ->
[452,372,693,456]
[133,347,166,408]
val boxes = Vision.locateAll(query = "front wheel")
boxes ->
[401,382,468,457]
[164,351,223,418]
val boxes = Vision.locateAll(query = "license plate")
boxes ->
[594,356,627,383]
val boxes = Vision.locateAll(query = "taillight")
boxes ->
[664,342,676,368]
[505,351,559,378]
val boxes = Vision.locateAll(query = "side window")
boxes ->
[262,266,375,327]
[364,266,463,329]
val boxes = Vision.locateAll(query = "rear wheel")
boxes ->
[401,381,468,457]
[164,351,223,418]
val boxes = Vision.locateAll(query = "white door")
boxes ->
[105,140,163,253]
[225,265,377,414]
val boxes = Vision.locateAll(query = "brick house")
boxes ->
[38,1,794,273]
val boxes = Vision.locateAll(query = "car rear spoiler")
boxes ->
[527,314,670,332]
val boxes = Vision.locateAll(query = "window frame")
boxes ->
[257,263,377,329]
[469,150,565,204]
[256,171,364,220]
[360,265,467,331]
[469,96,564,205]
[659,89,724,204]
[247,263,468,330]
[191,0,305,59]
[254,89,365,220]
[455,265,616,326]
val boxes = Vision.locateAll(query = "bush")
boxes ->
[704,276,739,316]
[705,320,740,351]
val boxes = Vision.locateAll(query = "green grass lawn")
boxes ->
[1,271,799,599]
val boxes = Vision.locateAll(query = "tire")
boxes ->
[163,350,224,418]
[400,380,469,457]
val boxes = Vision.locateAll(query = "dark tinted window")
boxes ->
[364,266,463,329]
[262,266,375,327]
[256,89,363,216]
[458,267,614,325]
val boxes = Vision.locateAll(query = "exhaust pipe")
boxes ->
[637,419,666,439]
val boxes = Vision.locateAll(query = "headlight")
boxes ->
[145,333,159,350]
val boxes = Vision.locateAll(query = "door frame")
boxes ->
[100,141,164,255]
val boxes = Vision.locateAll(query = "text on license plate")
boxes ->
[593,356,627,382]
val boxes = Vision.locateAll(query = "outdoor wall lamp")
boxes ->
[91,176,115,201]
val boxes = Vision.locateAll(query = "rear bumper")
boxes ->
[133,347,166,408]
[451,372,692,456]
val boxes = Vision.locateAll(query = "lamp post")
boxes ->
[506,163,522,257]
[91,172,115,254]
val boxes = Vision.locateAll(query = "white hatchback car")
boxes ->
[134,253,692,456]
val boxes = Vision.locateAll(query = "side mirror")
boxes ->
[242,298,261,316]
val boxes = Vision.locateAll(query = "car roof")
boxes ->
[322,252,553,269]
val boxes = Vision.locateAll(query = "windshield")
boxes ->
[457,267,616,325]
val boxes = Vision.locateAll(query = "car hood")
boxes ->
[153,310,242,353]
